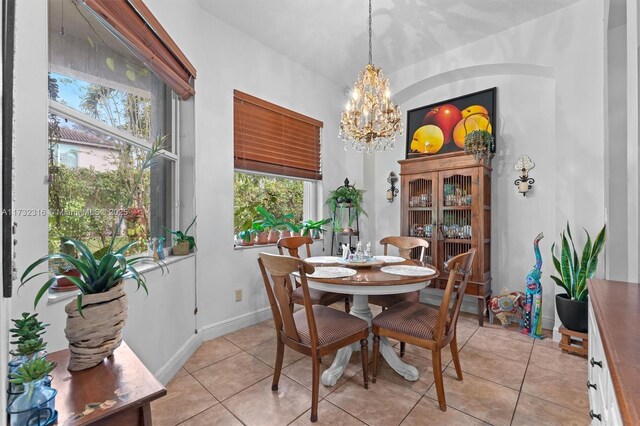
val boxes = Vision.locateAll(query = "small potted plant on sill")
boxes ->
[300,218,331,239]
[551,222,606,332]
[167,216,197,255]
[237,227,256,246]
[252,222,269,245]
[7,357,58,425]
[20,136,167,371]
[254,206,297,243]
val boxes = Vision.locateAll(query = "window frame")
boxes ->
[233,169,323,234]
[47,89,181,249]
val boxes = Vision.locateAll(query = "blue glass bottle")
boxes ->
[7,378,58,426]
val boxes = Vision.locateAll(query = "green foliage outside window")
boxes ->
[48,72,155,256]
[234,173,304,234]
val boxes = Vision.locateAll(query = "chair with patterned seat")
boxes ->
[277,236,350,313]
[368,236,431,357]
[371,249,476,411]
[258,252,369,423]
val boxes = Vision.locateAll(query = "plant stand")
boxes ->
[329,178,361,256]
[559,326,588,358]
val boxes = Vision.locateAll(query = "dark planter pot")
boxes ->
[555,293,588,332]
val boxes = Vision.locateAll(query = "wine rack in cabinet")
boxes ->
[399,153,492,326]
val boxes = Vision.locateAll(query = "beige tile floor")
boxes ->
[151,305,590,426]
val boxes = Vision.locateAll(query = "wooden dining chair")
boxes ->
[258,253,369,422]
[277,236,350,313]
[371,249,476,411]
[369,236,431,357]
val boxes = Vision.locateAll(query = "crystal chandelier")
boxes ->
[339,0,403,153]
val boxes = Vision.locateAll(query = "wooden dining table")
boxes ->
[304,259,439,386]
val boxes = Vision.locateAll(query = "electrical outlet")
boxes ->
[235,289,242,302]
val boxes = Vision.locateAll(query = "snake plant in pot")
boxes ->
[551,223,606,332]
[20,136,167,371]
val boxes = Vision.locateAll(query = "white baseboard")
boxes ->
[154,307,272,384]
[198,307,272,342]
[155,333,201,385]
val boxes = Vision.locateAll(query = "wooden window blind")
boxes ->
[234,90,323,180]
[83,0,196,100]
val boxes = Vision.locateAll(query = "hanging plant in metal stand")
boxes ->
[463,113,494,165]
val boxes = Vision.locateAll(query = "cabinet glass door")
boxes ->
[438,169,476,279]
[406,175,436,265]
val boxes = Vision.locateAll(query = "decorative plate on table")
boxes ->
[380,265,436,277]
[373,255,406,264]
[305,256,341,264]
[293,267,358,279]
[336,258,384,268]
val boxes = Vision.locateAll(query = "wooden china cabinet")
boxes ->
[399,152,492,326]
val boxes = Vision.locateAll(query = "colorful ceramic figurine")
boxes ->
[488,289,525,327]
[521,232,545,339]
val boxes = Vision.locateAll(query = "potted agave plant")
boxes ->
[551,223,606,332]
[300,218,331,239]
[167,216,197,255]
[20,136,167,371]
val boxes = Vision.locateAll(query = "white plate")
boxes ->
[305,256,341,264]
[380,265,436,277]
[373,255,406,264]
[293,267,357,279]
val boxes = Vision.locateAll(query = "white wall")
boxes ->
[369,0,606,330]
[145,0,359,333]
[606,24,629,281]
[627,0,640,282]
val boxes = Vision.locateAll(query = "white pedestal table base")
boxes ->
[321,294,419,386]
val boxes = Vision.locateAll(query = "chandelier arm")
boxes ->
[368,0,373,65]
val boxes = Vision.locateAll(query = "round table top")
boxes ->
[304,260,439,295]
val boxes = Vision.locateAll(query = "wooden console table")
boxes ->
[48,342,166,425]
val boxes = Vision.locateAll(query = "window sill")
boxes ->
[234,239,324,250]
[46,253,196,305]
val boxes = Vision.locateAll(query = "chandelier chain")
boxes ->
[368,0,372,65]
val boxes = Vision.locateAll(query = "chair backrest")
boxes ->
[434,249,476,342]
[380,236,430,263]
[277,236,313,259]
[258,252,319,347]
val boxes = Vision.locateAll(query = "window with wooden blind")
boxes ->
[234,90,322,180]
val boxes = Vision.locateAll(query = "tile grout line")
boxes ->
[422,394,492,425]
[508,335,535,425]
[517,344,591,418]
[171,371,220,426]
[183,337,245,374]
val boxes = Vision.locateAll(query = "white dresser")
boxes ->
[587,298,622,425]
[587,279,640,425]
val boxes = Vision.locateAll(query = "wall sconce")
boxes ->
[387,172,399,202]
[514,155,535,196]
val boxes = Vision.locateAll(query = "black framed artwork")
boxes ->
[405,87,496,159]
